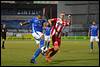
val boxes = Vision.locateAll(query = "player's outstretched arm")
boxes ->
[20,22,29,26]
[48,19,54,26]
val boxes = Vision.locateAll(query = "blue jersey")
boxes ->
[89,24,98,36]
[44,26,51,36]
[28,17,46,33]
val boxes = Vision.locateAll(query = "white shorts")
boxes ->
[90,36,99,42]
[45,35,50,41]
[32,31,43,44]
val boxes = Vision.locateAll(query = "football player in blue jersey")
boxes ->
[20,15,47,64]
[88,21,99,53]
[40,22,51,56]
[44,22,51,48]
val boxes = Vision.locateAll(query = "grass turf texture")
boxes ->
[1,37,99,66]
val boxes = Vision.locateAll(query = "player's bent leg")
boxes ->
[31,32,44,64]
[31,37,43,63]
[45,48,54,62]
[31,39,41,64]
[45,40,56,57]
[54,41,59,51]
[45,48,54,57]
[31,48,42,64]
[49,41,59,57]
[46,41,59,62]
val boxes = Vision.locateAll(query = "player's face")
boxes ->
[92,21,96,25]
[60,13,65,19]
[37,15,42,19]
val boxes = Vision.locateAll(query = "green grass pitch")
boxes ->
[1,39,99,66]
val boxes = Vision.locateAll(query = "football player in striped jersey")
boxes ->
[45,12,71,62]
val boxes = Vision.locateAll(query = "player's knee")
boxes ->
[54,46,59,51]
[54,41,59,51]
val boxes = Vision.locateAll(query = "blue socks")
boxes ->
[40,39,44,48]
[32,48,41,61]
[32,39,44,61]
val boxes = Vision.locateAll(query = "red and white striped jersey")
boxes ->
[51,18,70,38]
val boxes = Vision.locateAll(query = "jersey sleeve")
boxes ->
[27,19,33,23]
[27,19,32,23]
[52,18,57,23]
[27,17,36,23]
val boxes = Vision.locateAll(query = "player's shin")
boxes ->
[46,41,58,57]
[31,48,41,61]
[49,50,58,57]
[49,46,59,57]
[45,48,54,58]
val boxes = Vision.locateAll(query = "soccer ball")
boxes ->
[41,46,48,55]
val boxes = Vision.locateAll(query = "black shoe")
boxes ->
[30,59,37,64]
[2,47,5,49]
